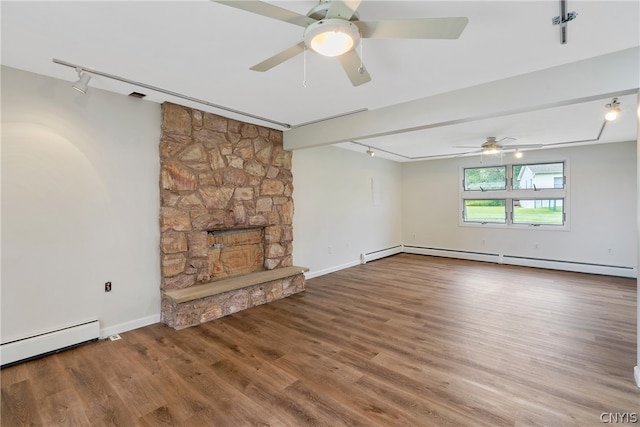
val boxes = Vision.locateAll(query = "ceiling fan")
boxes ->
[213,0,469,86]
[456,137,544,158]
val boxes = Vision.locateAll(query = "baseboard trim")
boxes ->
[100,314,160,339]
[304,260,361,280]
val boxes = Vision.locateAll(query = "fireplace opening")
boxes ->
[208,227,265,280]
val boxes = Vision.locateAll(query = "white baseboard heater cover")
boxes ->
[1,319,100,367]
[403,246,636,278]
[361,245,404,264]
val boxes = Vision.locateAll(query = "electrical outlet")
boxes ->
[105,281,112,292]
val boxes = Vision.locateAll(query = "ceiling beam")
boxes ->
[283,47,639,151]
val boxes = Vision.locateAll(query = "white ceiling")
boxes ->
[2,0,638,161]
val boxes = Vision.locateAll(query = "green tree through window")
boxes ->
[464,166,506,191]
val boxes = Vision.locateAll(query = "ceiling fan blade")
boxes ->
[326,0,363,20]
[338,50,371,87]
[250,42,305,72]
[508,144,544,149]
[355,17,469,39]
[213,1,316,27]
[455,150,481,157]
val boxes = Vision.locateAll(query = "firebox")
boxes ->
[208,228,265,280]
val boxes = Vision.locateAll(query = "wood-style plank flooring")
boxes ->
[2,254,639,426]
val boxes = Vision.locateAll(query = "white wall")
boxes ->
[292,146,403,277]
[402,141,637,275]
[1,66,162,341]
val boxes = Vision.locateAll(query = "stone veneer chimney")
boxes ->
[159,102,304,328]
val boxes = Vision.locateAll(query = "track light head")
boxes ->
[605,98,621,121]
[366,147,375,157]
[72,68,91,94]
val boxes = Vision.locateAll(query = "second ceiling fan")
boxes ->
[214,0,469,86]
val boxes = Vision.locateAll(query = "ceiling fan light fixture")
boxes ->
[482,148,500,155]
[605,98,621,121]
[304,19,359,57]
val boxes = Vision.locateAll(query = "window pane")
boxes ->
[464,166,506,191]
[464,199,506,223]
[513,162,564,190]
[513,199,564,225]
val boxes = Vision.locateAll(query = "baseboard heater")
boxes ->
[403,246,501,263]
[1,319,100,368]
[403,246,636,278]
[361,245,404,264]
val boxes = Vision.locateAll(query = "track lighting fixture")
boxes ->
[54,58,290,128]
[605,98,621,121]
[366,147,375,157]
[72,68,91,94]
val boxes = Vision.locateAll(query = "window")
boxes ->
[512,162,564,190]
[461,161,568,228]
[463,166,506,191]
[512,199,565,226]
[464,199,506,223]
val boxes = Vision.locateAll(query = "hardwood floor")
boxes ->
[2,254,638,426]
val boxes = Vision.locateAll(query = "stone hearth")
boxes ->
[158,102,305,329]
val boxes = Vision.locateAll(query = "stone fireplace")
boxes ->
[159,102,306,329]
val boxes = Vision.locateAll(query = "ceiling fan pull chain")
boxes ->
[302,47,308,88]
[360,33,363,66]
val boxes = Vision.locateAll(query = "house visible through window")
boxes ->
[461,162,567,227]
[513,162,564,190]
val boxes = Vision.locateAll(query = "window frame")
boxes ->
[459,160,569,230]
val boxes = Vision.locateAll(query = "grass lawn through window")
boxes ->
[465,206,563,225]
[464,205,505,223]
[513,207,563,225]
